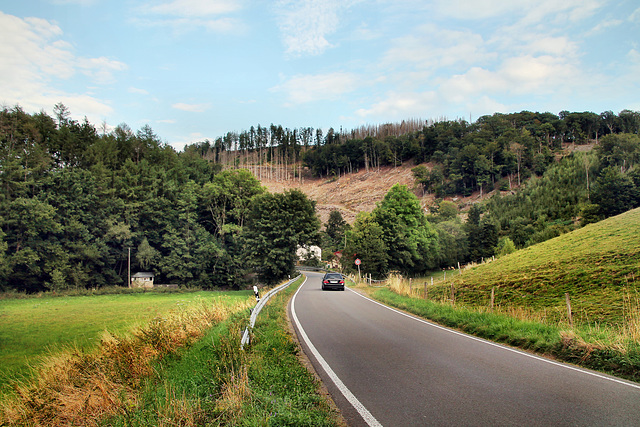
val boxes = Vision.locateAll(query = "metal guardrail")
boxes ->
[240,274,301,349]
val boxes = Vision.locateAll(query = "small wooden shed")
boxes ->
[131,272,155,288]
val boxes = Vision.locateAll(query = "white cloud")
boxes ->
[275,0,354,56]
[172,102,211,112]
[433,0,603,23]
[78,56,127,84]
[588,18,623,35]
[129,87,149,95]
[383,25,494,71]
[525,36,578,57]
[273,72,360,104]
[50,0,98,5]
[137,0,243,33]
[356,91,439,120]
[0,11,123,122]
[147,0,241,17]
[356,49,587,121]
[500,55,579,93]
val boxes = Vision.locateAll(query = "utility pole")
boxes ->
[128,247,131,288]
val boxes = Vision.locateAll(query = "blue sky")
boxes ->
[1,0,639,150]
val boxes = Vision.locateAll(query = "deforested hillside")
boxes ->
[259,164,422,224]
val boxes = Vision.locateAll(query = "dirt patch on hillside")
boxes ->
[261,165,423,225]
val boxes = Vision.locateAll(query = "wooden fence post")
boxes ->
[565,293,573,327]
[450,282,455,304]
[490,287,495,310]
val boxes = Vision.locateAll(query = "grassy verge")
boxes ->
[0,291,251,395]
[0,295,252,426]
[363,284,640,383]
[105,276,341,426]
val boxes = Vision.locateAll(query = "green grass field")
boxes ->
[429,207,640,326]
[0,290,253,394]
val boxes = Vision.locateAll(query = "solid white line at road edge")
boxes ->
[291,277,383,427]
[346,287,640,391]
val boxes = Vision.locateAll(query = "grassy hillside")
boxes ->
[449,207,640,326]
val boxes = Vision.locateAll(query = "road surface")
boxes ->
[289,272,640,426]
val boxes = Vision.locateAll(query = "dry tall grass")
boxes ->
[386,273,640,352]
[0,298,251,427]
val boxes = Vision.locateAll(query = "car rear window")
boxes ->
[325,273,342,279]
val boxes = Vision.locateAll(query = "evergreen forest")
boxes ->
[1,104,640,291]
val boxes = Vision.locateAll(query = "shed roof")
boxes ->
[132,272,155,278]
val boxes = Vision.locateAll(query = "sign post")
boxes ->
[355,258,361,279]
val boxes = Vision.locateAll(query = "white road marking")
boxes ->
[291,277,383,427]
[346,287,640,391]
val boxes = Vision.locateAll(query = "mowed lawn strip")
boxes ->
[0,290,253,394]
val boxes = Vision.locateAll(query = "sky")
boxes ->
[1,0,639,151]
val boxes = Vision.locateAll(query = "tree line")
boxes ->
[0,105,319,293]
[303,110,640,194]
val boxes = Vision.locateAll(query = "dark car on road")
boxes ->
[322,272,345,291]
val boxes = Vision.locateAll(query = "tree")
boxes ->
[342,212,388,278]
[2,197,62,292]
[202,169,264,236]
[591,166,640,218]
[435,219,468,267]
[136,237,158,270]
[53,102,71,128]
[324,209,349,253]
[465,204,483,262]
[372,184,439,275]
[243,189,320,284]
[0,226,8,288]
[496,236,516,257]
[596,133,640,170]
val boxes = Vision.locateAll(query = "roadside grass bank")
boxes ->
[0,296,253,426]
[0,291,251,395]
[106,275,341,426]
[350,208,640,382]
[368,286,640,382]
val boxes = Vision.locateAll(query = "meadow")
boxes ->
[0,280,340,426]
[0,290,253,395]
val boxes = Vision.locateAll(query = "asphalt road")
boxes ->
[289,272,640,426]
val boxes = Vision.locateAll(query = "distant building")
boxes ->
[296,245,322,262]
[131,272,155,288]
